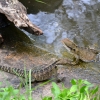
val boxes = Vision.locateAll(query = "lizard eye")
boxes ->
[55,66,58,69]
[73,48,76,51]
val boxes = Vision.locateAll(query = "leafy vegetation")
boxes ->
[0,69,32,100]
[0,85,25,100]
[0,79,99,100]
[42,79,100,100]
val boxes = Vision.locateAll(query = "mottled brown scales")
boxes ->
[0,38,99,82]
[56,58,78,65]
[31,60,58,81]
[62,38,99,63]
[0,60,58,82]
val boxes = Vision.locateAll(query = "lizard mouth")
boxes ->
[63,43,71,52]
[63,43,75,54]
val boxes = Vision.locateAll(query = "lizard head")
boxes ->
[61,38,78,54]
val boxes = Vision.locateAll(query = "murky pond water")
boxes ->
[0,0,100,98]
[22,0,100,54]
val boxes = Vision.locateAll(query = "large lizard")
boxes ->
[0,58,79,84]
[61,38,99,64]
[0,60,59,82]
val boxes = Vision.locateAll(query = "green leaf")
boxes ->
[90,86,98,95]
[77,79,84,86]
[42,96,52,100]
[93,96,97,100]
[80,86,87,93]
[0,82,2,86]
[81,94,87,100]
[70,85,78,93]
[13,89,19,95]
[83,80,92,86]
[1,92,9,100]
[71,79,77,85]
[59,88,68,98]
[51,82,60,96]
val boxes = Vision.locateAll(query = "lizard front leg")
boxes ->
[56,56,79,65]
[73,54,80,65]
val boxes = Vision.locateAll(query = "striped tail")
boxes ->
[0,65,29,78]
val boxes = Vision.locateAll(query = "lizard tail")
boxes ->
[0,65,29,78]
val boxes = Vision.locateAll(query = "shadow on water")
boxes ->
[21,0,63,13]
[0,23,48,56]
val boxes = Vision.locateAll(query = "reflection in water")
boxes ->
[26,0,100,51]
[20,0,63,13]
[27,12,68,56]
[28,12,64,44]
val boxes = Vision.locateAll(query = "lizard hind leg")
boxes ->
[95,53,100,62]
[10,77,27,89]
[50,65,63,83]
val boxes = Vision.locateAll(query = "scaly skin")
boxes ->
[0,38,99,82]
[0,57,79,82]
[0,60,59,82]
[62,38,99,63]
[56,58,78,65]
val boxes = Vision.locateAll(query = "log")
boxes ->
[0,0,43,35]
